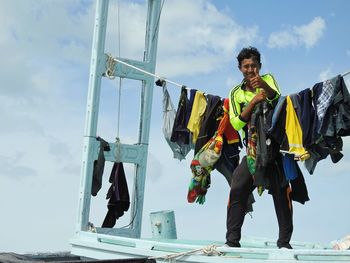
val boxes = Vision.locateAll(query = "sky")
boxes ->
[0,0,350,254]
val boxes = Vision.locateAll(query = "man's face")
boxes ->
[239,58,261,81]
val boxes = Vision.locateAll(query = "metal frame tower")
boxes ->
[75,0,161,239]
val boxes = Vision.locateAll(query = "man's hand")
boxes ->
[247,67,264,89]
[251,91,266,105]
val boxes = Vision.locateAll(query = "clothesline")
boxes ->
[109,55,188,89]
[108,54,350,90]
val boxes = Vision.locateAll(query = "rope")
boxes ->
[105,54,350,91]
[148,245,225,262]
[105,54,117,79]
[105,53,185,88]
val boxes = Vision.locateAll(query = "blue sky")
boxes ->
[0,0,349,253]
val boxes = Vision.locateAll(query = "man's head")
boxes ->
[237,46,262,81]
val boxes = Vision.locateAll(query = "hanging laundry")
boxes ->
[214,98,242,184]
[187,99,242,205]
[285,96,309,160]
[187,91,207,144]
[187,132,223,204]
[222,98,242,145]
[157,79,190,160]
[313,75,339,134]
[304,137,343,174]
[185,89,197,126]
[170,86,192,146]
[316,75,350,137]
[247,101,280,195]
[194,94,222,153]
[289,164,310,205]
[292,89,314,148]
[102,162,130,228]
[304,75,349,174]
[282,154,299,181]
[267,96,287,148]
[91,137,110,196]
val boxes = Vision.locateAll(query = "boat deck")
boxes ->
[70,231,350,263]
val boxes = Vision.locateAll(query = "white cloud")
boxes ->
[319,67,334,81]
[294,17,326,48]
[267,30,299,49]
[0,153,37,178]
[157,0,258,77]
[105,0,258,78]
[268,17,326,49]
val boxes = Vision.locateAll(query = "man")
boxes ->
[226,46,293,249]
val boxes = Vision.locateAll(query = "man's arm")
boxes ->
[247,68,277,99]
[229,89,266,131]
[239,91,266,122]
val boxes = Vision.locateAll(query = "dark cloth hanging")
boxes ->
[290,161,310,205]
[186,88,197,125]
[319,75,350,137]
[170,86,191,145]
[157,79,191,160]
[91,137,110,196]
[247,102,283,192]
[214,136,240,184]
[304,137,343,174]
[303,75,349,174]
[102,162,130,228]
[194,95,222,153]
[297,89,315,148]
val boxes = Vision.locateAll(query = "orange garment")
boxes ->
[223,98,240,144]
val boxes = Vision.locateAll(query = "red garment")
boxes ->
[221,98,240,144]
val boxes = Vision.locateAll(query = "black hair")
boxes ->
[237,46,262,68]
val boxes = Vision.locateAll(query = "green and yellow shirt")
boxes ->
[229,73,281,131]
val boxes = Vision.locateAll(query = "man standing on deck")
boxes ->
[225,46,293,249]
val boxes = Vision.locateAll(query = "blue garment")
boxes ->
[282,154,298,180]
[268,96,286,133]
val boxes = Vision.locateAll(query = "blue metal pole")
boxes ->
[76,0,109,232]
[131,0,161,238]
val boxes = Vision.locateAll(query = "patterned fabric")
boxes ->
[246,106,265,196]
[246,122,257,175]
[188,134,223,204]
[316,78,336,124]
[187,101,231,204]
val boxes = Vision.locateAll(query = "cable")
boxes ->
[110,55,184,88]
[342,71,350,77]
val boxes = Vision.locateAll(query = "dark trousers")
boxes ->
[226,156,293,248]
